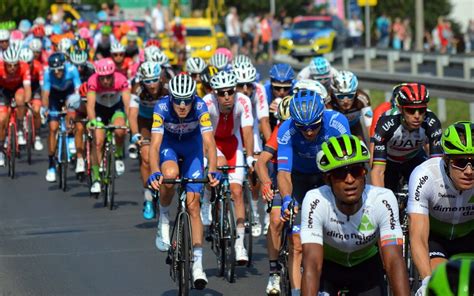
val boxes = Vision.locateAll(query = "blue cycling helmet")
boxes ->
[18,19,32,33]
[290,89,325,125]
[269,63,295,83]
[309,57,331,77]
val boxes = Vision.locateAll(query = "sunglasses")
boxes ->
[215,89,235,97]
[6,63,18,68]
[330,165,366,181]
[450,158,474,170]
[335,92,356,100]
[237,83,254,89]
[99,75,113,81]
[172,97,193,106]
[294,120,322,132]
[112,53,125,57]
[272,85,292,92]
[142,78,159,85]
[403,107,427,115]
[190,73,200,79]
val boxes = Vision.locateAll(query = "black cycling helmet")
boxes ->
[201,65,219,86]
[48,52,66,69]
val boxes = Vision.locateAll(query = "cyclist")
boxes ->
[326,70,372,140]
[209,52,230,71]
[301,134,409,296]
[202,70,256,263]
[425,258,474,296]
[407,121,474,295]
[278,90,350,296]
[371,83,443,193]
[0,46,32,166]
[147,74,220,290]
[110,42,133,79]
[129,61,167,219]
[170,17,186,66]
[264,63,295,129]
[19,47,44,151]
[255,95,292,295]
[0,29,10,57]
[42,52,81,182]
[233,61,271,237]
[296,57,336,93]
[120,31,140,60]
[93,25,116,60]
[199,65,219,97]
[185,57,207,97]
[86,58,130,193]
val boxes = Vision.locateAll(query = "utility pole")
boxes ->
[365,2,370,48]
[415,0,424,51]
[270,0,275,16]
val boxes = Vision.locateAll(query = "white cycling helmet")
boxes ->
[44,25,53,36]
[232,54,252,68]
[144,46,160,61]
[233,62,257,84]
[70,50,88,65]
[58,38,72,54]
[2,46,19,64]
[110,42,125,53]
[169,74,196,100]
[331,70,358,94]
[210,71,237,90]
[293,79,330,104]
[29,38,42,52]
[0,29,10,41]
[9,40,23,52]
[150,51,169,66]
[139,61,162,81]
[19,47,34,63]
[186,57,206,74]
[210,53,229,70]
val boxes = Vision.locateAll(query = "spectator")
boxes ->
[375,13,391,48]
[144,8,153,29]
[392,17,405,50]
[443,21,454,53]
[403,18,412,51]
[97,3,109,21]
[253,15,262,58]
[225,6,241,57]
[258,13,272,61]
[241,13,256,55]
[436,17,448,53]
[424,30,434,51]
[152,1,166,34]
[51,5,65,24]
[347,14,363,47]
[467,19,474,53]
[271,15,282,55]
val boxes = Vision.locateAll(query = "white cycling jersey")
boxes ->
[407,157,474,240]
[301,185,403,267]
[249,83,269,153]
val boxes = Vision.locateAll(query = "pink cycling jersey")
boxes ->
[87,72,130,107]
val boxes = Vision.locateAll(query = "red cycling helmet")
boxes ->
[32,25,45,38]
[394,83,429,108]
[146,39,161,48]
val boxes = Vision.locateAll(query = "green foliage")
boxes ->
[226,0,310,17]
[0,0,49,22]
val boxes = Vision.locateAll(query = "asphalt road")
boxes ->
[0,145,270,296]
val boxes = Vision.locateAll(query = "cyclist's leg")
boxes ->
[159,140,179,207]
[384,160,402,193]
[14,88,26,128]
[31,91,42,137]
[0,92,11,149]
[138,116,152,188]
[74,100,88,161]
[47,96,63,169]
[91,104,112,178]
[427,233,452,272]
[267,196,283,265]
[111,110,126,158]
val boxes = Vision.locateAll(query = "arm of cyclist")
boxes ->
[259,116,272,143]
[409,213,431,278]
[121,89,131,118]
[370,123,388,187]
[148,121,164,191]
[301,243,323,295]
[86,90,97,121]
[202,130,220,187]
[425,112,443,158]
[242,125,255,170]
[380,244,410,295]
[370,163,385,187]
[255,150,274,201]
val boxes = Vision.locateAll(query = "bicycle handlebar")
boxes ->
[161,177,210,184]
[90,125,129,130]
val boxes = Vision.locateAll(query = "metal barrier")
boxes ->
[274,49,474,121]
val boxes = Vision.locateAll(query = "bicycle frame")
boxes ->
[57,114,71,165]
[6,99,19,158]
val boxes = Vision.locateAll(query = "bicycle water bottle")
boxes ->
[67,135,76,156]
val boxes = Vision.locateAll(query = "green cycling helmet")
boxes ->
[100,25,112,35]
[317,134,370,172]
[442,121,474,155]
[427,258,474,296]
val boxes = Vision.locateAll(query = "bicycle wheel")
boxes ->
[8,124,16,179]
[25,113,34,165]
[224,198,236,283]
[279,233,291,296]
[177,212,191,296]
[214,199,225,277]
[61,135,68,192]
[102,149,109,208]
[243,183,253,267]
[107,149,116,210]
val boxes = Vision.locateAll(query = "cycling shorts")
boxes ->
[48,90,77,122]
[320,253,386,295]
[428,232,474,259]
[160,135,204,193]
[95,101,125,125]
[0,88,24,111]
[384,151,427,194]
[31,81,41,99]
[137,116,152,141]
[216,136,245,185]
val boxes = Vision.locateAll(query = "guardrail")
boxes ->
[274,49,474,122]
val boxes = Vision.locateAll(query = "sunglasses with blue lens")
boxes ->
[172,97,193,106]
[335,92,356,100]
[294,119,322,132]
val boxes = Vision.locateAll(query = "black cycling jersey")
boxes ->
[78,62,95,83]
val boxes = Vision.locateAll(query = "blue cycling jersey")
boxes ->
[151,95,213,140]
[277,110,351,174]
[43,63,81,93]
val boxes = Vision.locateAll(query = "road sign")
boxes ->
[357,0,377,6]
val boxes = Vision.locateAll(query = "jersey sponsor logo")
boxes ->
[374,145,385,151]
[330,218,344,225]
[414,176,429,201]
[382,199,397,230]
[152,113,163,129]
[200,113,212,127]
[433,204,474,215]
[427,118,436,127]
[238,96,251,119]
[307,199,320,228]
[431,129,442,138]
[380,234,403,247]
[373,133,382,142]
[438,193,456,199]
[329,113,348,134]
[196,101,204,110]
[392,139,424,149]
[382,119,395,131]
[326,230,377,245]
[158,102,168,112]
[358,214,375,232]
[277,129,293,145]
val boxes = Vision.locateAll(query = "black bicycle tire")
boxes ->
[214,199,225,277]
[26,114,33,165]
[9,124,16,179]
[177,212,191,296]
[279,229,291,295]
[225,199,236,283]
[107,150,116,210]
[102,148,110,208]
[244,183,253,267]
[61,134,68,192]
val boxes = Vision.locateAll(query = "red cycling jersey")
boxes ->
[115,57,133,79]
[30,60,44,86]
[0,61,31,91]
